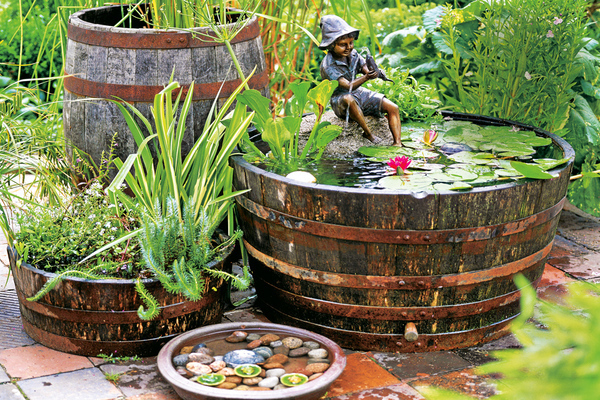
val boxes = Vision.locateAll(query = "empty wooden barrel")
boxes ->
[8,237,234,357]
[63,4,268,171]
[231,112,574,352]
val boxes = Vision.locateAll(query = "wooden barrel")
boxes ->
[8,238,235,357]
[63,5,268,171]
[231,112,575,352]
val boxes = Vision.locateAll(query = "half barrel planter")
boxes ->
[230,112,575,352]
[8,236,235,357]
[63,5,268,170]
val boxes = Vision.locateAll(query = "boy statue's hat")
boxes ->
[319,15,360,50]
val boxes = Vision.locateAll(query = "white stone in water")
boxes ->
[303,341,320,350]
[266,368,286,378]
[258,376,279,388]
[286,171,316,183]
[308,348,328,359]
[273,383,288,390]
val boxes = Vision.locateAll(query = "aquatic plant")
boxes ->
[387,156,412,175]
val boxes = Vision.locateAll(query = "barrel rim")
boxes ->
[231,112,575,196]
[69,4,258,36]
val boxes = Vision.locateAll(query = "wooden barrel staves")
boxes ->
[231,112,575,352]
[63,5,268,170]
[8,239,234,357]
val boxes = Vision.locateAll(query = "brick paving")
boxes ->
[0,203,598,400]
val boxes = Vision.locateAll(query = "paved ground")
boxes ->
[0,202,598,400]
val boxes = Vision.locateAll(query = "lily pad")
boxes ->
[358,145,416,159]
[534,158,569,170]
[195,374,226,386]
[378,173,434,190]
[428,169,478,182]
[234,364,262,378]
[510,161,554,179]
[449,151,496,165]
[280,373,309,387]
[433,182,473,191]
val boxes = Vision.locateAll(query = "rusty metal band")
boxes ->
[21,318,179,356]
[244,239,552,290]
[15,286,222,324]
[261,303,514,352]
[257,277,529,321]
[64,69,268,102]
[236,194,566,245]
[68,17,260,49]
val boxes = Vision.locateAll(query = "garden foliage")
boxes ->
[422,275,600,399]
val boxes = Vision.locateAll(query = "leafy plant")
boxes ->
[422,275,600,400]
[103,372,123,383]
[363,67,441,121]
[97,354,140,363]
[236,79,342,174]
[135,196,247,320]
[108,78,252,234]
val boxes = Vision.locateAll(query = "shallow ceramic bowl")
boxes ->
[157,322,346,400]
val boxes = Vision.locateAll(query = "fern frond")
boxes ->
[172,258,205,300]
[135,279,161,321]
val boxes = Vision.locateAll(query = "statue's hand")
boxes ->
[366,69,379,80]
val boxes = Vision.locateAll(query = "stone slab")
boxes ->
[371,351,471,381]
[17,367,122,400]
[0,383,27,400]
[537,264,576,304]
[547,236,600,280]
[326,352,401,398]
[222,308,270,323]
[99,357,174,398]
[0,345,93,379]
[410,368,498,398]
[557,209,600,252]
[0,365,10,383]
[326,382,425,399]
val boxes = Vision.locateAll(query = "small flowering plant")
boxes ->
[14,180,142,279]
[387,156,412,175]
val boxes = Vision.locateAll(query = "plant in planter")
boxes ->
[6,77,253,356]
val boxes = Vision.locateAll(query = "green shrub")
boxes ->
[422,275,600,399]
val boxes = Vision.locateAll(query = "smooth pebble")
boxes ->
[281,337,303,349]
[303,341,320,349]
[266,368,286,378]
[258,376,279,388]
[288,347,311,357]
[308,349,328,359]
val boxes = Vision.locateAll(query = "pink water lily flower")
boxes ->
[422,129,438,146]
[387,156,412,175]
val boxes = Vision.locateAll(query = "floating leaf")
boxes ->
[449,151,496,165]
[510,161,554,179]
[534,158,569,171]
[378,174,434,190]
[428,169,478,182]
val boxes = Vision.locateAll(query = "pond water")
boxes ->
[257,120,567,192]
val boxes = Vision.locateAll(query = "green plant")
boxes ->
[104,372,123,383]
[363,67,441,120]
[108,78,252,233]
[135,196,247,320]
[422,275,600,400]
[236,79,342,174]
[97,353,140,363]
[14,180,143,301]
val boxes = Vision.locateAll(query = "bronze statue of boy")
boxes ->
[319,15,402,146]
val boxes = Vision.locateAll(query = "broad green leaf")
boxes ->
[307,80,338,113]
[378,174,433,191]
[315,124,342,148]
[262,118,292,155]
[449,151,496,165]
[510,161,553,179]
[358,145,417,159]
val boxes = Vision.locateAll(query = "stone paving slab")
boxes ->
[371,351,472,381]
[17,367,123,400]
[0,365,10,383]
[327,382,426,399]
[0,383,27,400]
[536,264,576,304]
[548,236,600,280]
[222,308,270,323]
[325,352,401,398]
[0,345,94,380]
[99,357,175,398]
[125,394,181,400]
[557,208,600,252]
[410,368,498,399]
